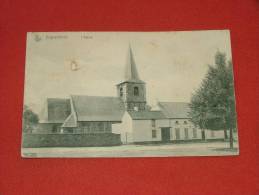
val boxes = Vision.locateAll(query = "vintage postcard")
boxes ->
[22,30,239,157]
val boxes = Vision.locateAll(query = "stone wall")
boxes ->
[22,133,122,148]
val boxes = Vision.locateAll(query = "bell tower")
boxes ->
[117,45,146,111]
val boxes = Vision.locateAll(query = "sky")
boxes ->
[24,30,233,114]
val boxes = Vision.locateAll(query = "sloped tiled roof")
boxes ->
[39,98,71,123]
[158,102,190,119]
[128,110,165,120]
[62,113,77,127]
[71,95,125,121]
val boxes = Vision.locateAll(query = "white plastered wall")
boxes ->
[112,112,133,144]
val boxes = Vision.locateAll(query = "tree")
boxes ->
[189,84,209,140]
[22,105,39,133]
[189,51,237,148]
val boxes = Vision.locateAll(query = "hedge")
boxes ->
[22,133,122,148]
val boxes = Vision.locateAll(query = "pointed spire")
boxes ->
[125,44,141,81]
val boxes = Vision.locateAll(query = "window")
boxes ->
[193,128,197,138]
[175,121,179,125]
[93,122,98,132]
[90,123,97,133]
[131,103,135,110]
[88,123,92,133]
[151,119,156,127]
[175,128,180,140]
[184,128,189,139]
[134,86,139,96]
[104,122,111,132]
[120,87,123,97]
[66,128,73,133]
[83,123,90,133]
[52,125,58,133]
[98,122,104,132]
[184,121,188,125]
[152,130,157,138]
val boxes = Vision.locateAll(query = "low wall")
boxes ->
[22,133,122,148]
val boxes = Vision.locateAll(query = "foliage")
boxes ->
[22,105,39,133]
[189,51,237,133]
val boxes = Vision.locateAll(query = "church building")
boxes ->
[37,46,225,144]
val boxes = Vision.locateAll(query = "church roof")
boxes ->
[128,110,165,120]
[158,102,190,119]
[39,98,71,123]
[71,95,125,121]
[120,45,145,84]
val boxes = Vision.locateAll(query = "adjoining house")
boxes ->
[113,101,225,144]
[37,45,225,145]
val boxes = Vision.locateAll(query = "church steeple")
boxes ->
[125,45,141,82]
[116,45,147,111]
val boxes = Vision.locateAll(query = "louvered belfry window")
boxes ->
[134,86,139,96]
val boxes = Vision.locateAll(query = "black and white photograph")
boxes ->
[22,31,239,157]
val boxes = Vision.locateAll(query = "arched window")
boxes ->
[120,87,123,97]
[134,86,139,96]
